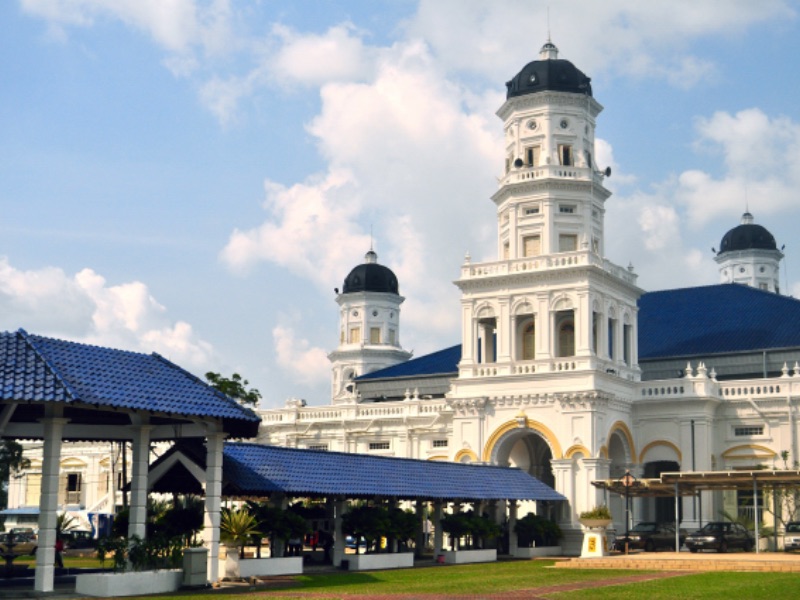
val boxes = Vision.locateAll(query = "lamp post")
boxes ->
[620,470,636,555]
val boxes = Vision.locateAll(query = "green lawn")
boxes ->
[120,560,800,599]
[10,558,800,599]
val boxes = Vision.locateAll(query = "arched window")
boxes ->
[558,318,575,357]
[522,322,535,360]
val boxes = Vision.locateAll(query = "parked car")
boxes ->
[345,536,367,550]
[784,522,800,551]
[0,532,38,557]
[685,521,753,553]
[614,522,688,552]
[61,530,96,550]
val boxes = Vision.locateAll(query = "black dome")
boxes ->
[342,251,399,294]
[718,213,778,255]
[506,42,592,99]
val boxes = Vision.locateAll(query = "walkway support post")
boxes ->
[203,432,225,583]
[433,500,444,558]
[508,501,518,555]
[34,412,67,593]
[333,497,346,568]
[129,423,153,540]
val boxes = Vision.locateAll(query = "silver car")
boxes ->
[785,522,800,551]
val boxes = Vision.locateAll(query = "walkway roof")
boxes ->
[150,441,566,502]
[223,443,566,501]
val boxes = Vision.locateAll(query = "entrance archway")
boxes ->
[489,428,555,489]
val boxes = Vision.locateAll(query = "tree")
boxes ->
[205,372,262,407]
[0,440,30,509]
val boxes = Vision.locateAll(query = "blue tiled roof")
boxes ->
[356,344,461,381]
[638,284,800,360]
[0,329,260,437]
[222,443,565,501]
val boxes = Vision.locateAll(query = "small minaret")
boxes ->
[715,212,783,293]
[328,250,412,403]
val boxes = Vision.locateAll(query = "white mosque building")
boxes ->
[5,40,800,557]
[257,40,800,554]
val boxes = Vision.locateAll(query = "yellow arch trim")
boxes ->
[565,444,591,459]
[721,444,777,459]
[608,421,636,462]
[639,440,682,464]
[453,449,478,463]
[598,445,609,459]
[482,419,563,462]
[427,455,449,462]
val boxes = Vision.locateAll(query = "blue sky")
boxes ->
[2,1,800,409]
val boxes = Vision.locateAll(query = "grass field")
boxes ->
[112,560,800,600]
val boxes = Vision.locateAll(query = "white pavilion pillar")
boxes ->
[34,414,68,593]
[332,497,346,568]
[203,432,225,583]
[508,500,519,555]
[432,500,444,557]
[128,425,152,540]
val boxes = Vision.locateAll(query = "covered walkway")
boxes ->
[149,441,566,567]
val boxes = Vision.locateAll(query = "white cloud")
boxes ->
[220,169,369,280]
[679,109,800,226]
[0,256,214,368]
[220,38,499,352]
[272,324,329,385]
[268,23,376,87]
[22,0,201,51]
[405,0,794,86]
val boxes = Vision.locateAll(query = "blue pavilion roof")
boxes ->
[638,284,800,360]
[0,329,260,437]
[356,344,461,381]
[222,443,565,501]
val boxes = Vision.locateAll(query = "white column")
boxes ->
[34,416,68,593]
[550,458,576,526]
[508,501,519,555]
[332,498,346,567]
[203,432,225,583]
[128,425,152,540]
[432,501,444,557]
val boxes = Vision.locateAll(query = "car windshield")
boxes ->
[787,523,800,533]
[631,523,657,532]
[700,523,724,532]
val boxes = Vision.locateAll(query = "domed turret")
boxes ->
[330,250,411,403]
[714,212,783,293]
[718,212,778,255]
[342,250,399,294]
[505,40,592,99]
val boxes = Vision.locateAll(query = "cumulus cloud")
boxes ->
[221,39,498,354]
[272,324,329,385]
[604,107,800,293]
[405,0,794,86]
[0,256,214,368]
[678,108,800,226]
[268,23,376,87]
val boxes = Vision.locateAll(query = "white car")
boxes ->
[785,522,800,551]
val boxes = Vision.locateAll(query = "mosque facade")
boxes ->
[257,41,800,554]
[5,41,800,557]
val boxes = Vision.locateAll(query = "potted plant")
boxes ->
[341,504,414,570]
[439,512,498,564]
[223,504,305,578]
[513,513,562,557]
[77,535,184,597]
[579,505,612,529]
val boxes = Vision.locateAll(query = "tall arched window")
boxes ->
[522,322,535,360]
[558,318,575,357]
